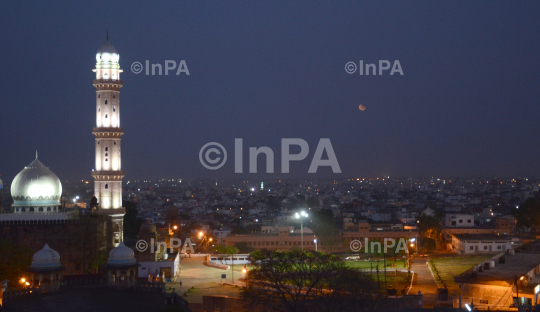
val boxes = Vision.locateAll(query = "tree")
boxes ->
[420,237,436,253]
[514,195,540,231]
[312,209,342,253]
[123,201,144,239]
[242,249,378,312]
[418,213,442,241]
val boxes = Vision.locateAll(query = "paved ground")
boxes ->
[409,256,439,308]
[169,257,245,303]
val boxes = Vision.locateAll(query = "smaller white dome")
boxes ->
[31,244,61,269]
[108,242,136,265]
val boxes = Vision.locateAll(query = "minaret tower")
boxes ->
[91,34,125,246]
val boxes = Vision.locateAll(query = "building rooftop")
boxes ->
[456,252,540,287]
[451,234,518,241]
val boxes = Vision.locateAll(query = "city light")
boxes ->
[173,225,178,230]
[465,304,471,311]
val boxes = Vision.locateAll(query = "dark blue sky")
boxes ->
[1,1,539,182]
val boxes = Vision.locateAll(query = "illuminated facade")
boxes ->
[10,154,62,215]
[91,36,125,246]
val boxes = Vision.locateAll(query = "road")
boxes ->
[171,256,246,304]
[409,256,439,308]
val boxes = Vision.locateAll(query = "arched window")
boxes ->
[105,183,108,189]
[105,114,108,118]
[22,207,26,212]
[105,100,108,104]
[113,94,116,98]
[105,147,108,151]
[98,140,100,144]
[39,207,43,212]
[47,207,51,211]
[113,107,116,112]
[98,107,101,112]
[105,153,108,156]
[114,141,117,145]
[98,94,101,98]
[105,158,108,162]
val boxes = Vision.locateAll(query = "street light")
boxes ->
[173,225,178,230]
[314,238,318,252]
[295,211,308,252]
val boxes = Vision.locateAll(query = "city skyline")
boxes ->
[1,1,540,182]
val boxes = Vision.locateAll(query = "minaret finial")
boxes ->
[36,150,38,159]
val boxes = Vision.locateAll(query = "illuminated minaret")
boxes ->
[91,34,125,246]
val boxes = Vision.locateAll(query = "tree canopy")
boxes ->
[513,195,540,231]
[242,249,378,312]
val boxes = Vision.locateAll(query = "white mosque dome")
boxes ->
[31,244,61,269]
[108,242,136,265]
[11,155,62,205]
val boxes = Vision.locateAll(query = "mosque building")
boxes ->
[0,37,126,247]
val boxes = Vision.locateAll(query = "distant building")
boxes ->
[445,213,474,227]
[449,234,519,254]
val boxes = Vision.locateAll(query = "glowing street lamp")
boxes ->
[296,211,308,252]
[314,238,318,252]
[173,225,178,230]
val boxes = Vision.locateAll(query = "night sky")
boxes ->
[1,1,539,182]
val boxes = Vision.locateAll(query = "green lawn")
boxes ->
[345,259,407,270]
[430,255,493,293]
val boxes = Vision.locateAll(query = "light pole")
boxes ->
[314,238,318,252]
[295,211,308,252]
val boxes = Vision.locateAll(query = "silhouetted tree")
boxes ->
[513,195,540,232]
[242,249,378,312]
[123,201,144,239]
